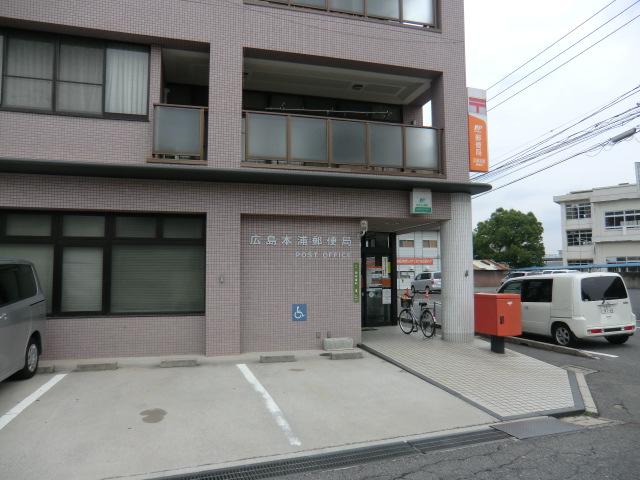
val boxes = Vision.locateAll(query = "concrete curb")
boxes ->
[503,336,597,358]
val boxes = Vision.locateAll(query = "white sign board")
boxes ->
[382,289,391,305]
[410,188,432,215]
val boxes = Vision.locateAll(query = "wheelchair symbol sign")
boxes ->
[292,304,307,321]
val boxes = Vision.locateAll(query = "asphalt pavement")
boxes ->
[269,289,640,480]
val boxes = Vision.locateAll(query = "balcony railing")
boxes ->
[152,104,208,163]
[243,110,441,174]
[259,0,436,27]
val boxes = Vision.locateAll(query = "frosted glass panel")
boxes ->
[105,45,148,115]
[247,114,286,158]
[6,37,54,78]
[331,120,365,164]
[163,217,203,239]
[6,214,51,236]
[405,127,439,169]
[402,0,435,24]
[367,0,399,19]
[61,247,103,312]
[111,246,205,313]
[0,245,54,313]
[291,117,327,162]
[154,105,202,156]
[369,124,402,167]
[56,82,103,114]
[293,0,326,7]
[3,77,52,110]
[58,42,104,83]
[115,217,157,238]
[329,0,364,13]
[63,215,105,237]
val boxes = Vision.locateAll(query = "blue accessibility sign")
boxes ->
[291,304,307,321]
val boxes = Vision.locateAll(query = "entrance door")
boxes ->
[361,233,396,327]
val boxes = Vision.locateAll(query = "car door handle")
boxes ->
[524,306,529,310]
[0,313,7,321]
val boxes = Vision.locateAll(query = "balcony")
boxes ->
[152,104,208,164]
[256,0,436,27]
[243,110,440,174]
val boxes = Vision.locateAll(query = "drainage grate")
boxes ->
[491,417,583,439]
[408,429,511,453]
[154,429,510,480]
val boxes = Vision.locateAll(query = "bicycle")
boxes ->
[398,293,436,338]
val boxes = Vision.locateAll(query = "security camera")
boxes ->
[359,219,368,237]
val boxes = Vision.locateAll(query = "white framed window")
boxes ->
[566,203,591,220]
[567,229,592,246]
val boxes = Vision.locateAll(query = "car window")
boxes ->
[16,265,37,299]
[500,281,522,294]
[581,276,627,301]
[433,272,441,279]
[521,279,553,303]
[0,265,21,306]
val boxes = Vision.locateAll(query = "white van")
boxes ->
[497,272,636,346]
[0,259,46,381]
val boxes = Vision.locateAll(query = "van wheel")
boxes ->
[15,337,39,380]
[606,335,630,345]
[410,286,416,295]
[552,323,576,347]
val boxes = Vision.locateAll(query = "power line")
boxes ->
[472,84,640,179]
[487,12,640,112]
[474,123,639,197]
[476,106,640,184]
[488,0,639,102]
[487,0,619,90]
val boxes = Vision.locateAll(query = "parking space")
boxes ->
[0,351,495,480]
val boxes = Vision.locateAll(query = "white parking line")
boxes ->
[579,350,619,358]
[236,364,301,447]
[0,374,67,431]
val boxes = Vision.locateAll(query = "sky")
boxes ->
[463,0,640,254]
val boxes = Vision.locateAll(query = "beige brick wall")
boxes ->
[0,173,452,358]
[0,0,469,179]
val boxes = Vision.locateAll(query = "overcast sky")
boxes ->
[463,0,640,254]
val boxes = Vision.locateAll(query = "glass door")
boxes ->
[361,231,396,327]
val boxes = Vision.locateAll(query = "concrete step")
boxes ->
[75,362,118,372]
[159,359,199,368]
[260,354,296,363]
[323,337,354,351]
[330,349,363,360]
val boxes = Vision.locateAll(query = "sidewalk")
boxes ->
[361,326,583,420]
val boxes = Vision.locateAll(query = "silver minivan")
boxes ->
[0,259,46,381]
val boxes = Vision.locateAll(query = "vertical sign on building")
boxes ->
[353,262,360,303]
[410,188,432,215]
[468,88,489,172]
[636,162,640,191]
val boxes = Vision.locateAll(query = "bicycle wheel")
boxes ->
[419,309,436,338]
[398,309,414,334]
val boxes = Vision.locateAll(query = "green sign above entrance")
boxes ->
[410,188,433,215]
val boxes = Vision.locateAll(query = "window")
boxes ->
[500,281,522,294]
[521,279,553,303]
[605,210,640,230]
[260,0,436,27]
[423,239,438,248]
[399,239,414,248]
[568,259,592,266]
[1,30,149,117]
[565,203,591,220]
[0,211,205,315]
[567,229,592,246]
[581,276,627,302]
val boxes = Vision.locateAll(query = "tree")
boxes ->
[473,208,545,268]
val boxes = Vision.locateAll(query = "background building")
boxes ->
[554,183,640,268]
[396,231,440,290]
[0,0,488,359]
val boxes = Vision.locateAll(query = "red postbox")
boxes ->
[474,293,522,353]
